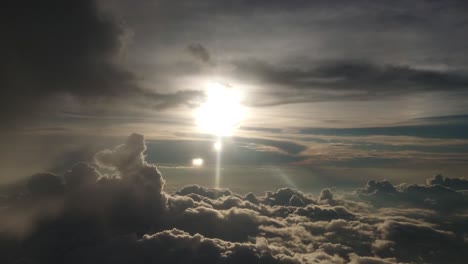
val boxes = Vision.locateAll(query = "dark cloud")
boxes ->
[0,0,203,129]
[72,0,468,132]
[0,0,130,125]
[427,174,468,190]
[233,59,468,106]
[355,179,468,210]
[318,188,334,202]
[2,134,468,263]
[263,187,313,206]
[27,173,64,197]
[234,137,307,155]
[67,228,296,264]
[295,205,355,221]
[176,184,233,199]
[299,122,468,139]
[376,220,467,263]
[64,163,100,190]
[94,133,167,217]
[187,43,213,65]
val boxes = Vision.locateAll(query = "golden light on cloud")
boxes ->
[195,82,246,137]
[192,158,204,166]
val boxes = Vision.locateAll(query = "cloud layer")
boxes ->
[1,134,468,263]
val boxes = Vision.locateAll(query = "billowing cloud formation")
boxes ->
[1,134,468,263]
[354,179,468,210]
[427,174,468,191]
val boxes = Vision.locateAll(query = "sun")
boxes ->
[195,82,246,137]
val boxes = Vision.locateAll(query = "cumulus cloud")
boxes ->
[427,174,468,191]
[176,184,233,199]
[1,133,468,263]
[27,173,64,197]
[355,179,468,210]
[264,188,313,206]
[64,163,101,190]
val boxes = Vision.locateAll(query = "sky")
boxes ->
[1,1,468,263]
[2,0,468,189]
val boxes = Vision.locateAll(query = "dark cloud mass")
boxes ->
[0,0,130,124]
[1,134,468,263]
[0,0,202,129]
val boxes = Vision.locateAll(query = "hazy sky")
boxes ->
[4,2,468,263]
[1,0,468,185]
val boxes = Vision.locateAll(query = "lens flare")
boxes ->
[192,158,204,166]
[213,141,222,151]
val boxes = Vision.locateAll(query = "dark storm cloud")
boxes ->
[2,134,468,263]
[0,0,202,128]
[233,59,468,105]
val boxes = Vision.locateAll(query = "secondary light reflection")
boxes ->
[192,158,204,167]
[195,81,246,189]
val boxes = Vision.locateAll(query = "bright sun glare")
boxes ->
[195,82,246,137]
